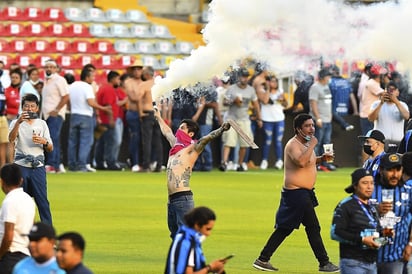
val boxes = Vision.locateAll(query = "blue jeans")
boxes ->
[194,124,213,171]
[20,165,52,225]
[45,115,63,169]
[68,114,94,170]
[314,122,332,156]
[377,260,405,274]
[340,258,377,274]
[262,120,285,161]
[95,126,117,167]
[113,118,124,161]
[168,194,194,239]
[333,112,350,130]
[126,111,140,167]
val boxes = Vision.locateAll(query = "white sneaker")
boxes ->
[226,161,234,170]
[150,161,157,171]
[275,160,283,170]
[260,159,268,170]
[86,164,96,172]
[241,162,248,171]
[131,165,140,172]
[58,164,66,174]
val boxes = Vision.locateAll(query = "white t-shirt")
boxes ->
[261,89,285,122]
[370,100,409,142]
[69,81,95,117]
[0,188,35,255]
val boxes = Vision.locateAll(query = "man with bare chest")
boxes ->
[154,108,230,238]
[253,113,339,273]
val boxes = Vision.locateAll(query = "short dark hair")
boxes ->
[107,71,120,82]
[184,206,216,228]
[10,69,23,80]
[0,163,23,187]
[80,68,93,82]
[21,94,39,107]
[64,73,75,85]
[83,63,96,71]
[293,113,313,134]
[58,232,86,252]
[180,119,199,138]
[387,81,398,90]
[402,152,412,177]
[27,67,39,77]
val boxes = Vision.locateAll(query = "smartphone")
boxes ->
[222,254,235,261]
[28,112,38,119]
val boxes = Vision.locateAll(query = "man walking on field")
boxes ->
[253,113,339,273]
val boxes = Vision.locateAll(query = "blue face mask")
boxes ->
[299,129,311,141]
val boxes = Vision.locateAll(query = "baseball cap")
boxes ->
[318,68,332,79]
[345,168,372,193]
[26,222,56,241]
[380,153,402,169]
[358,129,385,144]
[370,64,388,76]
[238,68,250,77]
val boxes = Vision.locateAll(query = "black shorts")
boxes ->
[275,188,319,230]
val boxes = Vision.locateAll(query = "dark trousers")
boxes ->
[258,198,329,266]
[140,112,162,170]
[0,251,27,274]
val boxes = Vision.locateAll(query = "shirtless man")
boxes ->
[124,60,143,172]
[154,108,230,238]
[135,66,163,172]
[253,113,339,273]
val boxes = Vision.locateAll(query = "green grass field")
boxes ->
[0,167,356,273]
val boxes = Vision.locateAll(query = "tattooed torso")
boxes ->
[167,153,193,195]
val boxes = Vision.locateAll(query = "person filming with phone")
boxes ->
[253,113,339,272]
[368,81,409,150]
[8,94,54,225]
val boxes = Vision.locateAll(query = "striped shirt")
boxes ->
[165,225,206,274]
[372,182,412,263]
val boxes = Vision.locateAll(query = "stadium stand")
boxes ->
[125,9,150,23]
[64,7,86,22]
[135,41,159,55]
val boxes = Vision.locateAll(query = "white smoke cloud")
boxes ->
[152,0,411,99]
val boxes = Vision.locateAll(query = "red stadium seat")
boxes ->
[43,7,67,22]
[15,55,34,68]
[56,55,76,69]
[27,23,47,37]
[32,40,51,53]
[10,40,30,53]
[1,7,23,21]
[33,55,54,68]
[50,40,72,53]
[0,39,11,53]
[0,24,5,37]
[72,40,94,54]
[67,23,91,37]
[0,55,15,67]
[77,55,96,68]
[23,7,44,21]
[93,40,116,54]
[46,23,66,37]
[4,23,27,37]
[94,70,109,84]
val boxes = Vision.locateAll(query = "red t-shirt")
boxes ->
[5,87,20,115]
[96,84,119,124]
[116,88,127,121]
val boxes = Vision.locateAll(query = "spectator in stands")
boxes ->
[19,67,41,113]
[219,68,262,172]
[124,60,144,172]
[257,75,287,170]
[328,65,358,131]
[368,81,409,150]
[358,129,386,180]
[13,222,64,274]
[41,59,69,174]
[9,94,53,225]
[68,67,111,172]
[56,232,93,274]
[137,66,163,172]
[94,71,124,171]
[359,64,385,137]
[309,68,335,171]
[4,69,22,124]
[0,163,35,273]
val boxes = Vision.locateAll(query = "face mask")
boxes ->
[363,144,374,155]
[30,80,39,85]
[299,129,311,141]
[169,129,195,156]
[45,71,52,77]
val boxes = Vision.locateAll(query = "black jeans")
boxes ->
[0,251,27,274]
[140,112,163,170]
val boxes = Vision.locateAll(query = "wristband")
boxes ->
[408,242,412,247]
[317,118,322,122]
[43,141,49,148]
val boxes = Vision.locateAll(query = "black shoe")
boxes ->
[219,162,227,172]
[253,259,278,271]
[107,164,124,171]
[95,165,106,170]
[319,262,339,272]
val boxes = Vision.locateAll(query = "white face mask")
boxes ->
[29,80,39,85]
[199,235,206,243]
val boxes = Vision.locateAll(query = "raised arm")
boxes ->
[194,123,230,154]
[154,107,176,147]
